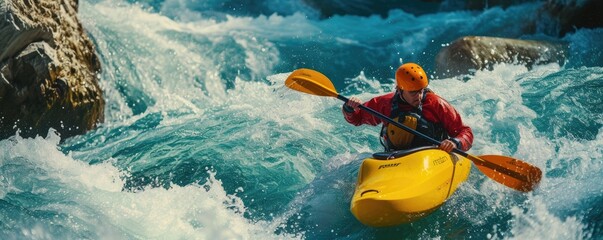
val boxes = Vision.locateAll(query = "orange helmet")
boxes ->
[395,63,428,91]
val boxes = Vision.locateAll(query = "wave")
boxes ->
[2,0,602,238]
[0,131,302,239]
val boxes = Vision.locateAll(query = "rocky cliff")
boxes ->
[0,0,104,140]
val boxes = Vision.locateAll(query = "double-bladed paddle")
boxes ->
[285,68,542,192]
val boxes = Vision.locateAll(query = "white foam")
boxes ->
[508,197,586,240]
[0,131,301,239]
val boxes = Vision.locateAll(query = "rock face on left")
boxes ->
[0,0,104,140]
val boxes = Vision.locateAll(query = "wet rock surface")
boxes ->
[435,36,567,78]
[0,0,104,140]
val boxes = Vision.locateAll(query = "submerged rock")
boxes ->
[0,0,104,140]
[435,36,567,78]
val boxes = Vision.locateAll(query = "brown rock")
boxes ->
[0,0,104,140]
[435,36,567,78]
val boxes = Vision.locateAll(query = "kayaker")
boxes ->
[342,63,473,153]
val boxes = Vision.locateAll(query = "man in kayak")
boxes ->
[342,63,473,153]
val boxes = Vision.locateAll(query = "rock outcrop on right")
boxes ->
[435,36,567,78]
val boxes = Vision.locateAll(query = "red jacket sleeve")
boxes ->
[423,93,474,151]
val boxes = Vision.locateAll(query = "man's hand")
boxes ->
[345,97,362,111]
[439,139,457,153]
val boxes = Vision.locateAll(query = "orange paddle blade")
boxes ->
[285,68,339,97]
[471,155,542,192]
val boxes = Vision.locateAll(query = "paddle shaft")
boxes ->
[337,94,530,181]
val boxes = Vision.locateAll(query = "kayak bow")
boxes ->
[351,147,471,227]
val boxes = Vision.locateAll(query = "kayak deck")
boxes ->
[350,146,471,227]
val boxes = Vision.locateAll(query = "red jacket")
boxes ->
[343,91,473,151]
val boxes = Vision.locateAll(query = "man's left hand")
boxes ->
[439,139,457,153]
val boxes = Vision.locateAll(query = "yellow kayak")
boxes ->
[350,146,471,227]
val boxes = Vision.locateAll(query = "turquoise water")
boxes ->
[1,0,602,239]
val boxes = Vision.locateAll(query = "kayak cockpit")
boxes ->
[372,146,439,160]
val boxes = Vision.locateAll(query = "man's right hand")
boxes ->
[345,97,362,111]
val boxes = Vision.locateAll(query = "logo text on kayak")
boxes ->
[433,156,447,165]
[378,163,400,169]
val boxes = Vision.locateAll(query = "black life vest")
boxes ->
[379,90,448,151]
